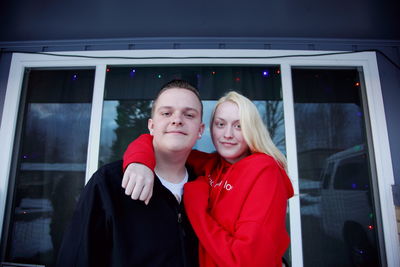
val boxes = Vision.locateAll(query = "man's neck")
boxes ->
[154,150,189,184]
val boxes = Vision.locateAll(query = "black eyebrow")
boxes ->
[157,106,200,114]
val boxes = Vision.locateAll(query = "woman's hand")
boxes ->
[122,163,154,205]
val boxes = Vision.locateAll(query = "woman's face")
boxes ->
[211,101,250,164]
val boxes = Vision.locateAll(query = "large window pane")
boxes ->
[99,65,286,162]
[292,68,381,267]
[4,69,95,266]
[98,65,290,262]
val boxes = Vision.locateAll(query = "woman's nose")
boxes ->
[223,126,233,138]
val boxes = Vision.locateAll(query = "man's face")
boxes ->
[149,88,204,154]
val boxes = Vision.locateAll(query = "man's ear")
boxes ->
[148,119,154,135]
[197,123,205,139]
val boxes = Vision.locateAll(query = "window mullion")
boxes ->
[85,64,107,184]
[281,62,304,267]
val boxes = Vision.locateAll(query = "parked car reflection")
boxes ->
[320,144,379,266]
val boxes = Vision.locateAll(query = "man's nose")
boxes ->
[171,113,183,126]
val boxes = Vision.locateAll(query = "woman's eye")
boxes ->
[215,122,224,127]
[234,124,241,129]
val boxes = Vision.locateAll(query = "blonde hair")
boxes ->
[211,91,287,171]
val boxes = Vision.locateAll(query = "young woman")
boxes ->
[122,91,294,267]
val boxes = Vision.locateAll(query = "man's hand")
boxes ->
[122,163,154,205]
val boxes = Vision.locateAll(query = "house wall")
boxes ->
[1,0,399,41]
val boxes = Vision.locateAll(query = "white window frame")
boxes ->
[0,49,397,267]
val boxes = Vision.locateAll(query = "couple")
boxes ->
[57,80,294,267]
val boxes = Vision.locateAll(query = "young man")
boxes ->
[56,80,204,267]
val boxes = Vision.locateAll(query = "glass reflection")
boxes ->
[293,69,380,267]
[99,65,286,165]
[5,68,94,267]
[98,65,289,264]
[99,100,285,166]
[99,100,152,166]
[9,103,90,266]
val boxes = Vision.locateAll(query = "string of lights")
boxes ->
[2,49,400,71]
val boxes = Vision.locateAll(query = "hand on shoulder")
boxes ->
[122,163,154,205]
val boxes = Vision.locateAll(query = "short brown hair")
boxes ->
[151,80,203,120]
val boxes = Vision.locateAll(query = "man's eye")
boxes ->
[185,113,194,118]
[162,112,170,116]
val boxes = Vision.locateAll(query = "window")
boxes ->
[2,69,95,266]
[99,65,285,165]
[334,155,370,191]
[293,68,380,266]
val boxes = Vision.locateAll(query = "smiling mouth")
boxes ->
[220,142,236,146]
[166,131,187,135]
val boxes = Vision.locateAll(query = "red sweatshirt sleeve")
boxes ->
[123,133,215,176]
[122,134,155,171]
[183,157,291,267]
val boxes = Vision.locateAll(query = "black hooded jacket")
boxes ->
[56,160,198,267]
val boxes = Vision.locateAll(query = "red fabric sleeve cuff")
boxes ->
[122,134,155,171]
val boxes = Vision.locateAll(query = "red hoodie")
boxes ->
[123,134,294,267]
